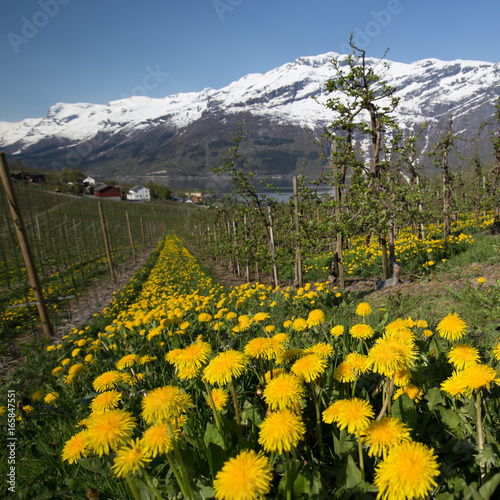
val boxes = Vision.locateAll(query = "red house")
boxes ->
[94,184,121,198]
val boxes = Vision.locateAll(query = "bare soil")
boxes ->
[0,252,150,380]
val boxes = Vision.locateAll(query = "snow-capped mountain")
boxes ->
[1,52,499,177]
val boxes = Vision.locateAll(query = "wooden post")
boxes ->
[379,234,389,280]
[417,176,425,240]
[333,154,345,288]
[0,152,53,338]
[140,217,146,250]
[232,220,240,278]
[243,214,250,283]
[126,211,136,264]
[268,205,279,288]
[292,176,303,287]
[98,202,116,285]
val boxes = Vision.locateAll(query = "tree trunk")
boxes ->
[388,218,400,278]
[379,234,389,280]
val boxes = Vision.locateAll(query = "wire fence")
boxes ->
[0,168,186,356]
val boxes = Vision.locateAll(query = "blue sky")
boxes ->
[1,0,498,122]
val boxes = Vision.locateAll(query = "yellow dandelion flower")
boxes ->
[90,390,122,413]
[394,384,423,403]
[198,313,213,322]
[494,342,500,361]
[330,397,374,435]
[261,368,286,383]
[62,430,89,464]
[330,325,344,337]
[440,371,466,398]
[334,361,356,383]
[291,353,327,383]
[356,302,372,317]
[283,320,293,329]
[292,318,308,332]
[31,390,44,402]
[374,441,440,500]
[460,363,500,395]
[258,409,306,453]
[252,312,270,323]
[203,350,247,386]
[322,399,349,424]
[213,450,272,500]
[52,366,64,377]
[116,354,139,371]
[169,341,212,370]
[263,373,304,411]
[207,387,229,411]
[303,342,333,359]
[112,439,151,478]
[447,344,480,370]
[307,309,325,327]
[244,337,274,360]
[141,385,192,424]
[361,417,411,458]
[368,338,415,377]
[177,365,202,380]
[276,348,303,365]
[141,422,173,458]
[273,332,289,343]
[44,392,59,404]
[350,323,375,340]
[393,367,412,387]
[436,313,467,342]
[86,409,136,456]
[93,371,121,392]
[64,363,85,384]
[345,352,370,375]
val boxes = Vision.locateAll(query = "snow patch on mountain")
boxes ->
[1,52,498,157]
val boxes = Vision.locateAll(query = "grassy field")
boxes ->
[0,178,192,355]
[0,212,499,499]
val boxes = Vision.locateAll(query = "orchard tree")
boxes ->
[321,36,403,280]
[429,118,463,239]
[489,96,500,234]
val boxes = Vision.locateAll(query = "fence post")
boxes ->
[98,202,116,285]
[126,211,136,264]
[0,152,54,338]
[292,176,303,288]
[268,205,279,288]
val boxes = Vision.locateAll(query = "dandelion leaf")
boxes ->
[391,393,417,430]
[479,472,500,500]
[425,386,444,411]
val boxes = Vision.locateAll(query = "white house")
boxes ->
[83,176,97,185]
[127,185,151,201]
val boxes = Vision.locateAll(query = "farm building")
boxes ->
[94,184,122,198]
[126,185,151,201]
[11,172,46,183]
[83,176,97,185]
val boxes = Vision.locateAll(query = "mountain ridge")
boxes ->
[1,52,499,177]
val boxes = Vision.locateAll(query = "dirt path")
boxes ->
[0,252,151,380]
